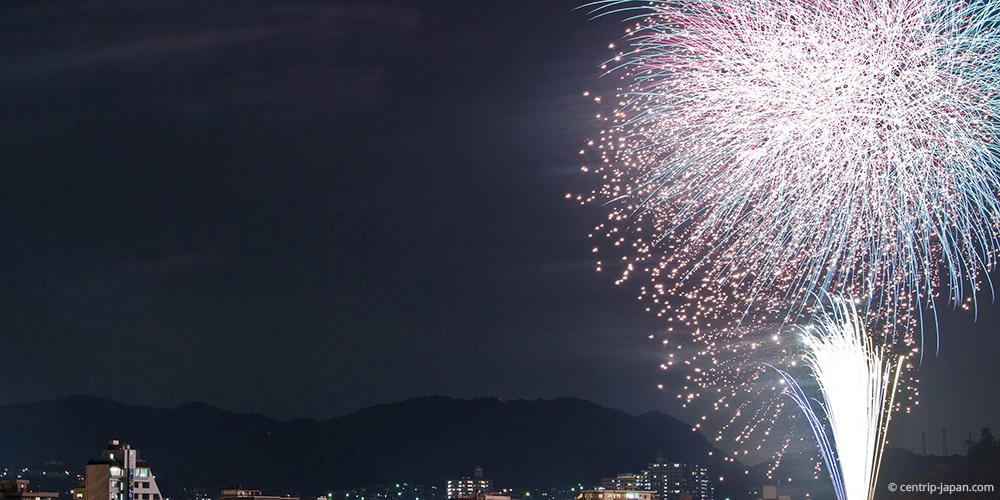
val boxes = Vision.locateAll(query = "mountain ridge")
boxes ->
[0,394,748,496]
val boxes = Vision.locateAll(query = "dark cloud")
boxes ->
[2,0,420,78]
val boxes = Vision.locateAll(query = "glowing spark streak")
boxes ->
[773,297,906,500]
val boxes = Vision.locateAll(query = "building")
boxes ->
[599,456,713,500]
[0,480,60,500]
[72,475,86,500]
[445,468,492,499]
[756,485,789,500]
[84,440,163,500]
[600,474,650,492]
[217,486,297,500]
[646,462,712,500]
[577,490,653,500]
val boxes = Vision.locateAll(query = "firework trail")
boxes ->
[772,296,905,500]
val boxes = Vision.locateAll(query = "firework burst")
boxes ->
[573,0,1000,484]
[581,0,1000,345]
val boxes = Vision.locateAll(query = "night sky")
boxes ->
[1,0,997,456]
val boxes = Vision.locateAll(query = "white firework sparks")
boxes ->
[581,0,1000,341]
[572,0,999,484]
[773,296,906,500]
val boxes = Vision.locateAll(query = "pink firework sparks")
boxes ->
[581,0,1000,345]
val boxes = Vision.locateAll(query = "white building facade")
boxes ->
[85,440,164,500]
